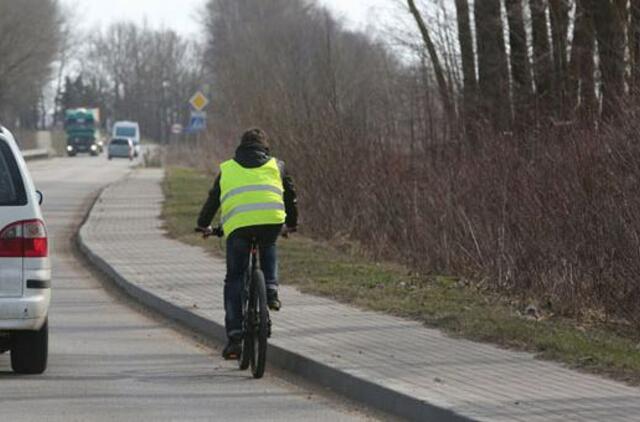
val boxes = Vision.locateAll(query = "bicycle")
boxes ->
[196,225,271,379]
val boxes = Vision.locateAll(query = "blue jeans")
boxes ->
[224,224,281,339]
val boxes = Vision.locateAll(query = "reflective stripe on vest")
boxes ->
[221,203,286,225]
[219,158,286,237]
[221,185,284,205]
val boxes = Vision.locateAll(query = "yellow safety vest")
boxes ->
[219,158,286,237]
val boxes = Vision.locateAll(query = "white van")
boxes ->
[0,126,51,374]
[112,121,141,157]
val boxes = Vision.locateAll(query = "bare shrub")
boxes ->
[142,147,165,168]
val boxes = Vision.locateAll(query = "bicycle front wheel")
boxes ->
[250,269,269,379]
[239,274,252,371]
[240,322,252,371]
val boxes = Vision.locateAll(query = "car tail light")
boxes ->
[0,220,48,258]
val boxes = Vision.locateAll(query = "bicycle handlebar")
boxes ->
[195,225,297,239]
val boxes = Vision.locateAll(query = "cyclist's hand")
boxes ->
[195,226,214,238]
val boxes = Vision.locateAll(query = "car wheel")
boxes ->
[0,337,9,354]
[11,319,48,374]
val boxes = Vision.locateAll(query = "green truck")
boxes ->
[64,108,104,156]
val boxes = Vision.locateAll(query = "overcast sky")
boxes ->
[63,0,400,35]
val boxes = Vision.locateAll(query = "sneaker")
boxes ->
[222,337,242,360]
[267,289,281,311]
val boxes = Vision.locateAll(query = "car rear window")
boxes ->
[115,127,136,138]
[111,139,129,146]
[0,140,27,206]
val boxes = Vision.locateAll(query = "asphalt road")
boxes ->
[0,155,373,421]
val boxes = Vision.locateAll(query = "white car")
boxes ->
[107,138,134,160]
[0,126,50,374]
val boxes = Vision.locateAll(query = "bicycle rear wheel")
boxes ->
[250,269,269,379]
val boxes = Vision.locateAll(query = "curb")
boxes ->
[22,149,50,161]
[76,187,473,422]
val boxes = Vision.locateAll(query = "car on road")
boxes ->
[112,121,141,157]
[0,126,51,374]
[108,138,134,161]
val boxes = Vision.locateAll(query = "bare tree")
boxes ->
[505,0,532,123]
[568,0,596,121]
[530,0,554,121]
[549,0,571,116]
[631,1,640,93]
[454,0,477,133]
[591,0,627,120]
[475,0,510,130]
[86,23,204,141]
[407,0,454,123]
[0,0,62,128]
[52,5,78,126]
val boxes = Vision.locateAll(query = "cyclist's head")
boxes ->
[240,128,270,151]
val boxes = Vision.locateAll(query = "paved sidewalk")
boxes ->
[79,169,640,422]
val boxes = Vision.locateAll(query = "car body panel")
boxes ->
[0,258,23,297]
[0,291,50,329]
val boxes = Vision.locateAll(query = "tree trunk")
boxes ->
[631,1,640,94]
[530,0,554,123]
[549,0,571,118]
[407,0,454,123]
[568,0,596,122]
[454,0,476,114]
[592,0,627,120]
[505,0,531,124]
[475,0,511,130]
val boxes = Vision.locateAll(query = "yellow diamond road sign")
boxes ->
[190,91,209,111]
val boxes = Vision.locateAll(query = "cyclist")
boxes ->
[196,128,298,360]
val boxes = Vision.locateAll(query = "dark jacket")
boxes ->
[197,144,298,229]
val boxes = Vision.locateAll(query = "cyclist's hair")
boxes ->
[240,128,270,149]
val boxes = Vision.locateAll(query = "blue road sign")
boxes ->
[185,111,206,133]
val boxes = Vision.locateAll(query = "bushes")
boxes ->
[171,119,640,325]
[298,123,640,324]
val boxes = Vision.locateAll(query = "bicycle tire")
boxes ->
[239,274,252,371]
[250,269,269,379]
